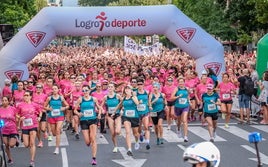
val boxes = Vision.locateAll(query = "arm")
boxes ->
[73,97,82,117]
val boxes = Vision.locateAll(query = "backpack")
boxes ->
[244,76,254,96]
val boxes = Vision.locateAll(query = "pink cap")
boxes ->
[160,69,165,74]
[89,67,95,72]
[152,68,157,73]
[168,69,174,73]
[207,84,214,90]
[102,80,108,83]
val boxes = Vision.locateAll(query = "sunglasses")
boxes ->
[28,81,33,83]
[167,80,173,82]
[36,87,43,89]
[70,77,76,79]
[137,83,143,85]
[131,81,137,83]
[82,89,89,92]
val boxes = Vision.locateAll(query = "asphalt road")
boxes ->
[8,117,268,167]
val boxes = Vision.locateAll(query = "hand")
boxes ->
[20,116,25,121]
[97,114,101,119]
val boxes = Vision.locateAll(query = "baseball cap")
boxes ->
[160,69,165,74]
[207,84,214,90]
[202,70,208,75]
[4,79,11,85]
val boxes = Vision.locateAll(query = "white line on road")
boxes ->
[48,131,69,147]
[188,126,226,142]
[163,127,183,142]
[219,126,266,141]
[177,144,186,151]
[251,125,268,133]
[241,145,268,165]
[61,148,69,167]
[97,132,109,144]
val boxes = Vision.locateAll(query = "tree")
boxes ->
[79,0,117,6]
[35,0,48,12]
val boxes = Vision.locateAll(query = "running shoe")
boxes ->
[134,142,140,150]
[48,135,53,141]
[37,141,43,148]
[167,125,171,130]
[75,134,80,140]
[91,159,97,165]
[146,144,150,150]
[210,137,214,143]
[213,131,217,139]
[112,147,118,153]
[184,136,188,142]
[127,150,133,156]
[29,160,35,167]
[54,147,59,155]
[8,159,14,165]
[156,138,160,145]
[224,123,229,128]
[139,134,144,143]
[160,138,164,144]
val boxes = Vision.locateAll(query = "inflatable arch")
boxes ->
[0,5,224,88]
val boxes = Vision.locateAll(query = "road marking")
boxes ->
[61,148,69,167]
[97,133,109,144]
[112,147,147,167]
[188,126,226,142]
[251,125,268,133]
[48,131,69,147]
[177,144,186,151]
[163,127,184,142]
[219,126,266,141]
[241,145,268,165]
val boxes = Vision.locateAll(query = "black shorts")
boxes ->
[139,112,149,120]
[151,110,165,125]
[221,100,233,104]
[204,112,218,120]
[107,113,121,120]
[190,97,196,101]
[167,101,175,106]
[40,112,47,122]
[2,134,18,139]
[122,116,140,128]
[80,119,98,130]
[22,127,38,135]
[198,103,204,112]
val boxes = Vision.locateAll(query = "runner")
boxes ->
[73,85,103,165]
[171,77,191,142]
[217,73,236,128]
[32,83,48,147]
[202,84,221,142]
[149,83,167,145]
[0,96,19,165]
[102,83,122,153]
[136,78,151,150]
[17,90,42,167]
[121,85,140,156]
[44,85,69,154]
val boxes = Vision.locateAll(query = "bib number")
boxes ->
[137,104,146,111]
[108,107,116,114]
[84,109,94,117]
[51,109,61,117]
[208,104,216,111]
[150,112,157,117]
[179,98,187,104]
[23,118,33,127]
[222,94,230,100]
[125,110,135,117]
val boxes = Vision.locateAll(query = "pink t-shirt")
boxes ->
[0,106,18,135]
[32,93,47,107]
[195,83,208,101]
[185,79,198,98]
[2,86,12,98]
[43,85,53,96]
[218,82,235,101]
[91,91,105,105]
[162,85,177,102]
[71,90,83,107]
[17,102,41,130]
[13,90,25,107]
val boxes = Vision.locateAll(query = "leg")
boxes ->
[124,121,132,151]
[205,116,214,139]
[107,116,116,146]
[3,137,12,161]
[181,111,189,138]
[29,130,37,161]
[89,124,97,158]
[55,121,63,148]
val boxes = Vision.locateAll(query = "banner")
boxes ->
[124,36,160,56]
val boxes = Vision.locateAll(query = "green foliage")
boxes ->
[0,0,37,31]
[79,0,118,6]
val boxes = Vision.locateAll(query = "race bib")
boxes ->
[84,109,94,117]
[51,109,61,116]
[137,104,146,111]
[23,118,33,127]
[150,112,157,117]
[108,107,116,114]
[222,94,230,100]
[125,110,135,117]
[208,104,216,111]
[179,98,187,104]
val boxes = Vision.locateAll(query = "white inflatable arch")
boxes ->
[0,5,224,88]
